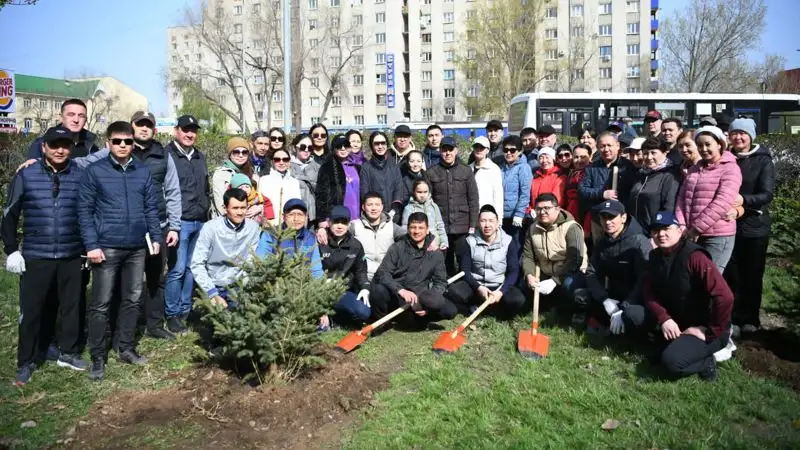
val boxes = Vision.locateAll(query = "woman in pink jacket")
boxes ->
[676,126,742,273]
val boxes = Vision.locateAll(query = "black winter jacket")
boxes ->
[166,142,210,222]
[400,166,428,204]
[734,145,775,238]
[320,231,370,292]
[427,161,479,234]
[626,162,681,233]
[28,126,99,159]
[585,217,652,308]
[316,157,358,221]
[359,155,404,217]
[579,156,637,210]
[374,234,447,294]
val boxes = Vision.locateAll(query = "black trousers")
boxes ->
[501,219,522,257]
[370,283,457,321]
[725,235,769,327]
[141,228,169,330]
[17,257,83,367]
[659,331,728,377]
[444,233,468,277]
[88,248,146,359]
[446,279,526,319]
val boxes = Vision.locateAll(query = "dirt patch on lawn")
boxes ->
[737,327,800,391]
[70,350,390,449]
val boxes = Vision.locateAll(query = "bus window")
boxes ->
[539,109,564,133]
[655,102,687,123]
[508,100,528,134]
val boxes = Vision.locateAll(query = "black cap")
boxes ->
[394,124,411,136]
[42,127,74,145]
[332,135,350,150]
[592,200,625,216]
[536,124,557,136]
[440,136,457,148]
[176,115,201,129]
[479,204,498,218]
[330,205,351,222]
[485,120,503,131]
[618,133,634,148]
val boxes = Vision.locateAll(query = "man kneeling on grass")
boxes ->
[446,205,525,318]
[644,211,733,382]
[370,212,456,327]
[190,188,261,309]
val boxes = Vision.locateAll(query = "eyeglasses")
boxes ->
[231,149,249,156]
[557,153,572,159]
[52,174,60,198]
[312,133,327,139]
[373,140,387,146]
[270,135,285,143]
[503,147,519,153]
[296,144,310,152]
[273,157,291,163]
[111,138,134,146]
[534,205,556,214]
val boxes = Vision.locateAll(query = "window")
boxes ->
[310,77,319,87]
[571,26,584,37]
[626,66,641,78]
[24,118,32,130]
[421,14,431,25]
[544,71,557,81]
[599,24,612,36]
[443,12,454,23]
[332,116,342,125]
[311,116,320,123]
[546,49,558,60]
[376,12,385,23]
[353,74,364,85]
[443,69,455,80]
[254,75,264,85]
[600,3,612,14]
[272,91,282,102]
[352,35,362,46]
[40,119,48,130]
[444,106,455,115]
[352,55,363,66]
[375,53,385,64]
[443,31,454,42]
[422,33,431,43]
[422,52,432,62]
[376,73,386,84]
[377,114,387,124]
[354,15,363,25]
[545,28,557,39]
[331,17,340,28]
[310,97,320,106]
[171,43,177,50]
[627,87,641,93]
[627,23,640,34]
[329,0,340,6]
[309,38,318,48]
[376,33,385,43]
[466,10,476,19]
[353,95,364,105]
[600,67,612,79]
[572,69,584,80]
[352,0,362,4]
[311,57,320,68]
[467,85,480,97]
[627,44,640,55]
[330,56,341,67]
[600,46,612,58]
[354,115,364,125]
[233,5,242,15]
[422,71,432,81]
[376,94,386,105]
[467,49,476,59]
[308,0,318,8]
[40,99,48,109]
[444,50,454,61]
[274,110,283,120]
[253,3,261,13]
[234,23,242,34]
[571,5,583,17]
[23,98,31,108]
[422,108,432,120]
[546,7,557,18]
[626,1,639,13]
[309,19,318,29]
[444,88,455,98]
[422,89,432,99]
[256,111,264,120]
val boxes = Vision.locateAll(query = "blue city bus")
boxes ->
[329,121,507,140]
[508,92,800,137]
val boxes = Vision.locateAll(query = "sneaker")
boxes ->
[166,317,188,334]
[145,327,176,341]
[742,324,759,334]
[118,349,148,365]
[45,344,60,362]
[731,324,741,339]
[88,358,105,381]
[14,363,35,387]
[714,337,737,363]
[699,357,718,382]
[57,353,88,371]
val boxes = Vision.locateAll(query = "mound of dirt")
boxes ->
[73,350,389,449]
[736,328,800,391]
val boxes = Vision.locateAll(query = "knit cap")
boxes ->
[729,118,756,141]
[226,137,250,153]
[230,173,252,189]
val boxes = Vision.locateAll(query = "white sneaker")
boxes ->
[714,337,737,362]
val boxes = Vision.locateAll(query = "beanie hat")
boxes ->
[537,146,556,159]
[729,118,756,141]
[226,136,251,154]
[230,173,252,189]
[694,126,727,146]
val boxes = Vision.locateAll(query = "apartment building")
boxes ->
[166,0,660,131]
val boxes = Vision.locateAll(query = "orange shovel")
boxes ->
[518,267,549,359]
[432,295,493,354]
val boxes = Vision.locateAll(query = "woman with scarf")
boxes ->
[400,150,428,204]
[211,137,257,217]
[309,123,330,165]
[359,131,404,222]
[258,147,302,226]
[315,136,362,244]
[626,137,681,234]
[346,129,366,167]
[290,133,321,225]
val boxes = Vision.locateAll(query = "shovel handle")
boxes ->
[611,166,619,193]
[363,304,410,333]
[452,297,493,338]
[447,271,465,285]
[532,267,541,329]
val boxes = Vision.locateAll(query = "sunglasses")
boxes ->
[503,147,519,153]
[52,174,60,198]
[557,153,572,158]
[373,140,387,146]
[111,138,134,146]
[296,144,310,152]
[231,149,249,156]
[312,133,327,139]
[270,135,285,142]
[273,157,291,163]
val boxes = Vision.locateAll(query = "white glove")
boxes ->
[610,310,625,335]
[356,289,371,308]
[512,216,523,227]
[6,251,25,274]
[538,279,557,295]
[603,298,620,316]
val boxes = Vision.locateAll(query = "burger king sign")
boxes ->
[0,70,15,113]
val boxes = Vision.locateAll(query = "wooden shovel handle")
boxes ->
[532,267,541,331]
[365,304,410,333]
[611,166,619,193]
[453,297,493,338]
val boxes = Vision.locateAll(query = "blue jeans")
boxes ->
[698,235,735,274]
[333,291,371,324]
[165,220,203,318]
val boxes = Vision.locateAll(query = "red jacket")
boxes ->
[565,168,591,236]
[529,166,567,213]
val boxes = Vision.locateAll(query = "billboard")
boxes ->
[386,53,395,109]
[0,69,15,114]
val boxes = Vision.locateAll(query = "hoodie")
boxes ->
[373,233,447,294]
[190,216,261,298]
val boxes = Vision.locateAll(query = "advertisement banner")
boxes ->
[386,53,395,109]
[0,69,15,113]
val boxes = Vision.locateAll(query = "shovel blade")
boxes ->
[335,331,369,353]
[432,328,466,354]
[517,329,549,360]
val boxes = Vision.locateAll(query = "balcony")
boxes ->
[651,19,659,31]
[650,79,660,91]
[651,39,659,50]
[651,60,659,71]
[651,0,659,11]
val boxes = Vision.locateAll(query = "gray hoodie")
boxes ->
[190,216,261,298]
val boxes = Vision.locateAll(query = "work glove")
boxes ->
[603,298,620,316]
[610,310,625,335]
[512,216,523,227]
[5,251,25,274]
[357,289,371,308]
[538,279,557,295]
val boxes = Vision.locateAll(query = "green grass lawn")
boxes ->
[1,266,799,449]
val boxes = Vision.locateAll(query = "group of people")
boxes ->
[4,97,774,387]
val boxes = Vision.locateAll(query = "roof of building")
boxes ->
[15,74,101,99]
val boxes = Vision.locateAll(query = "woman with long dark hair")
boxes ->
[315,135,362,244]
[346,129,366,166]
[309,123,330,164]
[290,133,321,224]
[400,150,428,202]
[360,131,404,221]
[564,143,593,238]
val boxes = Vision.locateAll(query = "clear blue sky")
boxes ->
[1,0,798,116]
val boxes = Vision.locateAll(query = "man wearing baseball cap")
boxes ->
[642,211,734,382]
[392,124,416,166]
[4,127,87,385]
[535,124,558,150]
[484,120,505,164]
[643,110,662,138]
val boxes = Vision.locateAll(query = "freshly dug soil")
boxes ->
[736,327,800,391]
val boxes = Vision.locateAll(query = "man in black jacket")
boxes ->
[583,200,653,335]
[319,206,371,327]
[27,99,99,159]
[370,212,456,324]
[427,137,480,276]
[164,115,209,333]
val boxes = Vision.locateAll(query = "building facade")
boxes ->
[166,0,660,132]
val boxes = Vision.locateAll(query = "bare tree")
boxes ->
[456,0,548,118]
[559,23,598,92]
[661,0,766,92]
